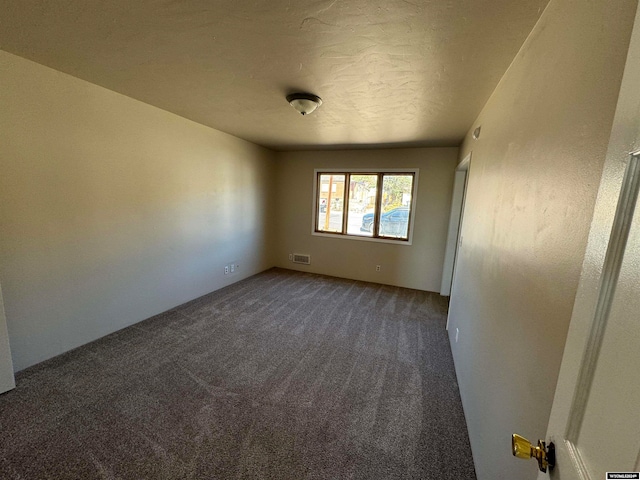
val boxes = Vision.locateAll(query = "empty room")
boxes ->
[1,0,639,479]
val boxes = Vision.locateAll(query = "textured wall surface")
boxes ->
[0,51,276,371]
[447,0,638,479]
[273,148,458,292]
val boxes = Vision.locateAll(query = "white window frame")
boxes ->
[311,168,419,245]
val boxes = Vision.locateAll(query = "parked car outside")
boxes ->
[360,207,409,235]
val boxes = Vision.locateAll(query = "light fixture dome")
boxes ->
[286,93,322,115]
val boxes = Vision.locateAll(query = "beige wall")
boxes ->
[0,51,276,371]
[274,148,458,292]
[446,0,638,479]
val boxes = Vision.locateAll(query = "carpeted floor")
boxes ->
[0,268,477,479]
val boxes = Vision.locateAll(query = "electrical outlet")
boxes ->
[456,328,459,343]
[224,265,229,275]
[375,265,381,272]
[288,254,293,261]
[230,263,235,273]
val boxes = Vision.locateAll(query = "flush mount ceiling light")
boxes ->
[286,93,322,116]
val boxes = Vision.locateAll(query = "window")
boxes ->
[314,170,418,243]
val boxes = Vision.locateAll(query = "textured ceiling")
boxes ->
[0,0,549,150]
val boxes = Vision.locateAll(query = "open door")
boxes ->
[542,152,640,479]
[441,153,470,297]
[0,283,15,394]
[516,5,640,478]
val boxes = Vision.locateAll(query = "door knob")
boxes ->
[512,434,556,473]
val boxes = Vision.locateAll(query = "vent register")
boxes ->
[292,254,311,265]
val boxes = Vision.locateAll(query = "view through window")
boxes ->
[315,171,416,241]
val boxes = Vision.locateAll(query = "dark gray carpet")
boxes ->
[0,268,477,479]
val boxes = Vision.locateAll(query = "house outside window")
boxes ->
[313,169,419,244]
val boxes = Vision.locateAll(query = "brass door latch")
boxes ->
[512,434,556,473]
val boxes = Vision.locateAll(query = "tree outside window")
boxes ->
[315,171,417,241]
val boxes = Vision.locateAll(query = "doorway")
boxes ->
[0,282,15,394]
[441,152,471,299]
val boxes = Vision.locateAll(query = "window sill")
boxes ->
[311,231,413,246]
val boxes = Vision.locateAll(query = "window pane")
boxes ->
[317,174,345,233]
[379,174,413,239]
[347,174,378,236]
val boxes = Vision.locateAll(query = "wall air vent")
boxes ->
[292,254,311,265]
